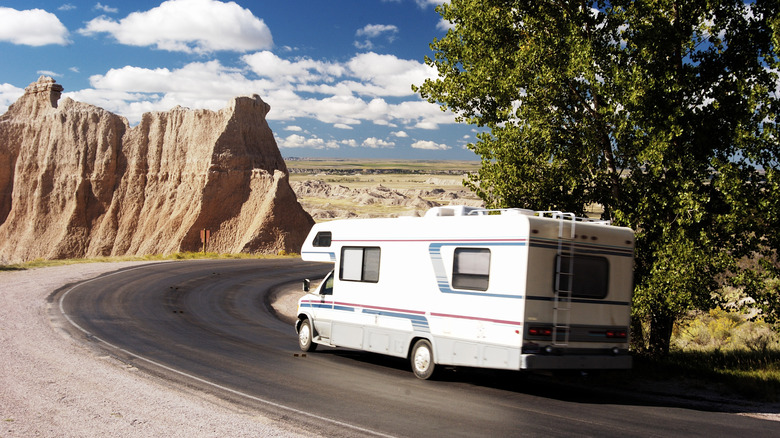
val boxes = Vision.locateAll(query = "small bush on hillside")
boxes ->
[675,308,780,352]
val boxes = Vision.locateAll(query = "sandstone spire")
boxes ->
[0,77,313,263]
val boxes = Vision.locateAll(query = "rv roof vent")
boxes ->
[499,208,536,216]
[424,206,484,217]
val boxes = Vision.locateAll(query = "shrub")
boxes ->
[674,308,780,352]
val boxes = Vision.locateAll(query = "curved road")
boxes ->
[53,259,776,437]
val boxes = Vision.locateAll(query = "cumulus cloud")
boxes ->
[362,137,395,148]
[0,83,25,114]
[355,24,398,50]
[94,3,118,13]
[412,140,451,150]
[78,0,272,53]
[416,0,445,7]
[0,7,70,46]
[37,70,61,77]
[278,134,339,149]
[356,24,398,39]
[65,49,458,145]
[242,51,344,83]
[346,52,437,97]
[436,19,454,31]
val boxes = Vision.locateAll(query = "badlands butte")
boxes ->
[0,76,481,264]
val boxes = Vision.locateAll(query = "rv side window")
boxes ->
[340,247,380,283]
[555,255,609,299]
[312,231,332,247]
[452,248,490,291]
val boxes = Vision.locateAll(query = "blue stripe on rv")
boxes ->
[299,300,431,333]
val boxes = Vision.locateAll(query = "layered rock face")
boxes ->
[0,76,313,263]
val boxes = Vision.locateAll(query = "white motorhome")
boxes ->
[296,206,634,379]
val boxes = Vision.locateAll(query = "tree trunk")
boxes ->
[648,312,675,356]
[630,315,646,353]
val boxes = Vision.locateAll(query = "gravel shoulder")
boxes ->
[0,262,312,438]
[1,262,777,438]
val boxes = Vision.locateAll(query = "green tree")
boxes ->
[417,0,780,355]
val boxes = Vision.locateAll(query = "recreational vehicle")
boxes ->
[296,206,634,379]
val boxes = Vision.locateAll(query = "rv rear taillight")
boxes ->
[528,327,553,336]
[606,330,627,339]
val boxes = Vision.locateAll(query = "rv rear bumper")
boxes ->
[520,353,632,370]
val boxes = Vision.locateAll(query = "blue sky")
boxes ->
[0,0,482,160]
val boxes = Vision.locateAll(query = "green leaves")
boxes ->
[420,0,780,354]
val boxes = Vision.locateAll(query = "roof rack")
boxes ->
[535,211,611,225]
[424,206,611,225]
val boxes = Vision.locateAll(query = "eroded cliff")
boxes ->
[0,76,313,263]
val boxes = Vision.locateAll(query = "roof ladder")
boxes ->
[552,212,575,347]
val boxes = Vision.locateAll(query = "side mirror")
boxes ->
[302,278,311,292]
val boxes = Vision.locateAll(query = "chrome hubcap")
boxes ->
[299,324,310,345]
[414,347,430,372]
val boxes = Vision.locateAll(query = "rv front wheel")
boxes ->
[298,318,317,352]
[411,339,435,379]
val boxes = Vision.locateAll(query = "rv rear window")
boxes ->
[452,248,490,291]
[554,255,609,299]
[340,246,380,283]
[312,231,332,247]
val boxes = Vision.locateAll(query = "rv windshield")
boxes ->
[320,271,334,295]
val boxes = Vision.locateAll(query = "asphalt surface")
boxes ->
[53,259,778,437]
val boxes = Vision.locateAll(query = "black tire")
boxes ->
[298,318,317,352]
[410,339,436,379]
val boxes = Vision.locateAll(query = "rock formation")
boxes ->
[0,76,314,263]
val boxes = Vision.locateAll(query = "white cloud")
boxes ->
[64,51,458,132]
[0,83,25,114]
[391,130,408,137]
[355,24,398,50]
[37,70,61,77]
[278,134,339,149]
[356,24,398,39]
[416,0,445,7]
[94,3,118,13]
[242,51,344,83]
[436,18,454,31]
[58,4,77,11]
[412,140,450,150]
[78,0,272,54]
[284,125,303,131]
[346,52,437,97]
[0,7,70,46]
[362,137,395,148]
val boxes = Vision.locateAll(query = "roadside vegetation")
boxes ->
[632,309,780,402]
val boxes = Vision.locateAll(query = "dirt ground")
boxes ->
[0,262,313,438]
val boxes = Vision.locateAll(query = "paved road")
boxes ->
[54,259,777,437]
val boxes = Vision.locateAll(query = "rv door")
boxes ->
[311,270,335,340]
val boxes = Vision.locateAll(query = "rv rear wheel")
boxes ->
[298,318,317,352]
[411,339,435,379]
